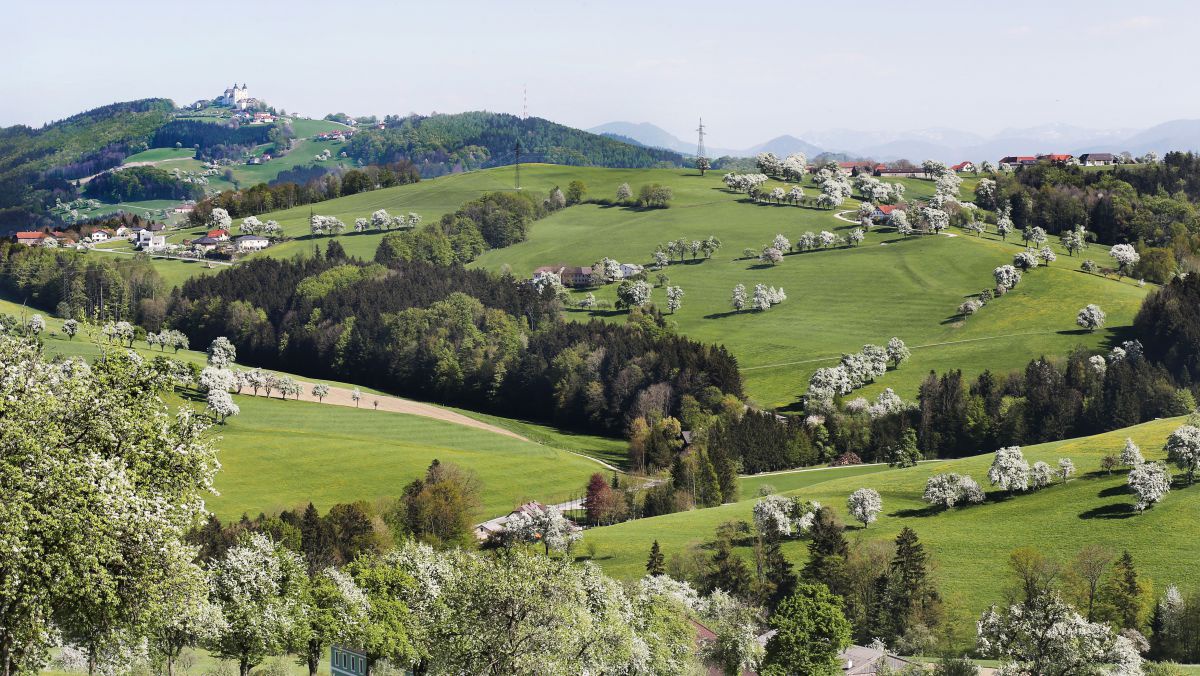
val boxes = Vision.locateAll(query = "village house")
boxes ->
[873,166,924,178]
[235,235,270,252]
[134,230,166,251]
[838,160,875,175]
[1038,153,1075,165]
[88,229,113,243]
[999,155,1038,167]
[13,231,47,246]
[207,228,230,241]
[872,204,902,222]
[950,161,975,172]
[173,204,195,215]
[1079,152,1115,166]
[189,236,219,253]
[533,264,595,288]
[472,501,582,541]
[617,262,644,279]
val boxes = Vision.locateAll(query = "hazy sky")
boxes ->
[6,0,1195,148]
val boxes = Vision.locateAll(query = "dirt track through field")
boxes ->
[246,381,530,441]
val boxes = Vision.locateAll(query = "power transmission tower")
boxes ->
[514,141,521,190]
[522,84,528,120]
[695,117,706,159]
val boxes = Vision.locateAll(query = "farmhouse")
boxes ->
[88,229,112,242]
[872,204,902,222]
[1079,152,1115,166]
[173,204,195,215]
[618,262,644,279]
[950,161,975,172]
[1038,153,1075,165]
[207,228,230,241]
[235,235,270,252]
[472,501,581,541]
[533,264,595,288]
[838,161,875,174]
[999,155,1037,166]
[13,231,47,246]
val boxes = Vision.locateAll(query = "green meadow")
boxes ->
[0,297,618,521]
[207,394,603,522]
[583,417,1200,618]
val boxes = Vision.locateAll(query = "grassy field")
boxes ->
[201,164,1150,408]
[122,147,198,163]
[462,167,1148,407]
[583,417,1200,618]
[1,297,619,520]
[208,394,603,521]
[287,117,350,138]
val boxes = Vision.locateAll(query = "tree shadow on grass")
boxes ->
[1078,502,1136,519]
[1098,484,1130,498]
[1057,328,1094,336]
[890,505,943,518]
[747,263,779,270]
[565,308,625,318]
[703,310,743,320]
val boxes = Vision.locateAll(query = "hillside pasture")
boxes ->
[583,417,1200,617]
[208,394,603,522]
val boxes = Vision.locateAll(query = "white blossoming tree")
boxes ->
[0,337,219,676]
[505,505,581,555]
[311,383,330,402]
[207,336,237,368]
[988,446,1031,492]
[978,592,1142,675]
[1164,424,1200,484]
[666,285,684,314]
[1076,304,1106,332]
[1109,244,1140,278]
[1128,461,1171,512]
[923,473,985,508]
[1119,438,1144,467]
[993,265,1022,293]
[1058,458,1075,483]
[210,534,308,676]
[847,488,882,528]
[1030,461,1054,489]
[731,283,748,312]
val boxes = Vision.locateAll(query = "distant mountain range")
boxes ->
[589,120,1200,163]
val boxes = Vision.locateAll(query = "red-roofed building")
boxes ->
[951,161,976,172]
[838,161,875,175]
[1000,156,1037,166]
[1039,153,1075,165]
[872,204,902,222]
[207,229,230,241]
[14,231,46,246]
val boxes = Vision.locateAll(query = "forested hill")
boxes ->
[0,98,175,229]
[344,111,684,176]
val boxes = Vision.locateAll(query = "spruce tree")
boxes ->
[802,507,848,595]
[762,538,797,610]
[299,502,336,575]
[705,538,753,599]
[646,540,666,576]
[1105,550,1144,631]
[698,454,723,507]
[885,527,938,638]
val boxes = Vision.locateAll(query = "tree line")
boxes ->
[978,153,1200,283]
[84,165,204,202]
[345,111,682,177]
[164,248,742,436]
[186,160,420,224]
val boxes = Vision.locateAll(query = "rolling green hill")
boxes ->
[208,394,602,521]
[582,417,1200,618]
[235,164,1149,408]
[0,296,618,521]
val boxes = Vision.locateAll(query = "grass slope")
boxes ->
[583,417,1200,617]
[465,168,1147,406]
[209,394,602,522]
[0,297,620,518]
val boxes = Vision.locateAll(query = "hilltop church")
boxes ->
[218,83,252,109]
